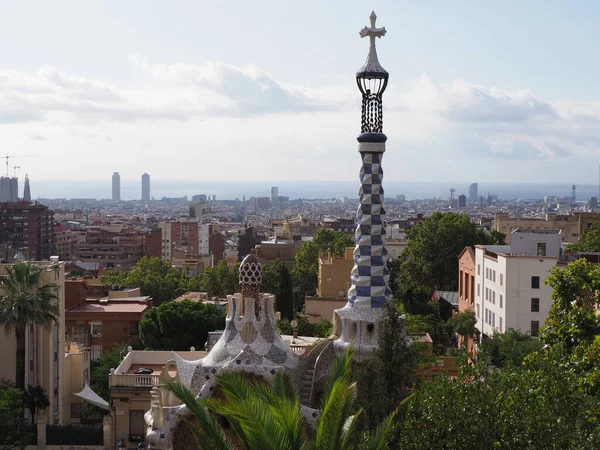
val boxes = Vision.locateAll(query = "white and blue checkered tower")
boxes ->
[333,11,392,360]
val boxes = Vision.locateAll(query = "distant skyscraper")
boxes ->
[112,172,121,201]
[142,173,150,201]
[23,175,31,202]
[458,194,466,207]
[271,186,279,202]
[469,183,478,202]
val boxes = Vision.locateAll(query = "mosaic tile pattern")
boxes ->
[347,151,393,308]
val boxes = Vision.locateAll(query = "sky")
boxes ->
[2,0,600,197]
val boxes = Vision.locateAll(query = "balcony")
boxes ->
[109,373,161,388]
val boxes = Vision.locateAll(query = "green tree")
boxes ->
[22,385,49,422]
[165,348,398,450]
[396,212,488,292]
[90,344,125,401]
[139,300,226,350]
[200,261,239,298]
[478,329,542,368]
[292,229,354,297]
[567,218,600,252]
[356,302,419,432]
[277,314,332,338]
[487,229,507,245]
[445,310,476,340]
[0,379,23,426]
[397,357,600,449]
[101,257,187,306]
[0,262,59,390]
[541,259,600,394]
[262,260,294,319]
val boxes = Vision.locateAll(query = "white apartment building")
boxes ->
[474,229,561,339]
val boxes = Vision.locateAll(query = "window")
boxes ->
[476,304,480,318]
[531,320,540,337]
[71,403,81,419]
[129,410,145,441]
[485,287,489,301]
[477,282,480,296]
[531,276,540,289]
[492,291,496,304]
[493,271,496,283]
[537,242,547,256]
[90,323,102,337]
[84,368,89,384]
[500,273,503,286]
[492,312,496,328]
[531,298,540,312]
[500,294,503,309]
[499,317,503,332]
[91,345,102,360]
[478,264,480,275]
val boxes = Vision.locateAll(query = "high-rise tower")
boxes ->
[469,182,478,202]
[142,173,150,201]
[333,12,397,361]
[23,174,31,202]
[112,172,121,201]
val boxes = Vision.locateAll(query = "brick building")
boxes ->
[0,201,54,261]
[144,229,162,258]
[76,225,144,270]
[54,224,80,261]
[65,280,152,359]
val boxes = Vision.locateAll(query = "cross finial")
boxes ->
[356,11,388,78]
[360,11,387,39]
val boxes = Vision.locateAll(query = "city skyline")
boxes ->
[2,2,600,184]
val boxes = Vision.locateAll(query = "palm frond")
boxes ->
[320,347,354,411]
[316,379,357,450]
[340,409,362,450]
[163,379,233,450]
[360,409,398,450]
[273,370,297,401]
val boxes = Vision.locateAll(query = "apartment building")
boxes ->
[494,212,600,244]
[0,201,54,260]
[76,225,144,270]
[474,229,560,340]
[0,261,68,424]
[159,219,223,265]
[304,248,353,323]
[54,224,80,261]
[65,281,152,359]
[458,247,476,354]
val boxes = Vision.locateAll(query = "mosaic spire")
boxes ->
[348,11,392,309]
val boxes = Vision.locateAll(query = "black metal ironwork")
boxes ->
[360,92,383,133]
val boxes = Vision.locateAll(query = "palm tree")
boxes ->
[165,348,397,450]
[0,262,59,391]
[23,385,50,421]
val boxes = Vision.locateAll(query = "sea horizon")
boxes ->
[28,179,600,203]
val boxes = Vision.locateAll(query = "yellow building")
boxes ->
[494,212,600,244]
[304,248,354,323]
[62,342,92,423]
[0,261,69,424]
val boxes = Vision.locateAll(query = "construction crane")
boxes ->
[4,154,36,177]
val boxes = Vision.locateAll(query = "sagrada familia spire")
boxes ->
[333,11,393,360]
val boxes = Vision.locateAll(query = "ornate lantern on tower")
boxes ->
[332,12,401,361]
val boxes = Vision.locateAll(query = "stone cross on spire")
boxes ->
[358,11,387,76]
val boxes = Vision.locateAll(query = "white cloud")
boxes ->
[2,56,600,185]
